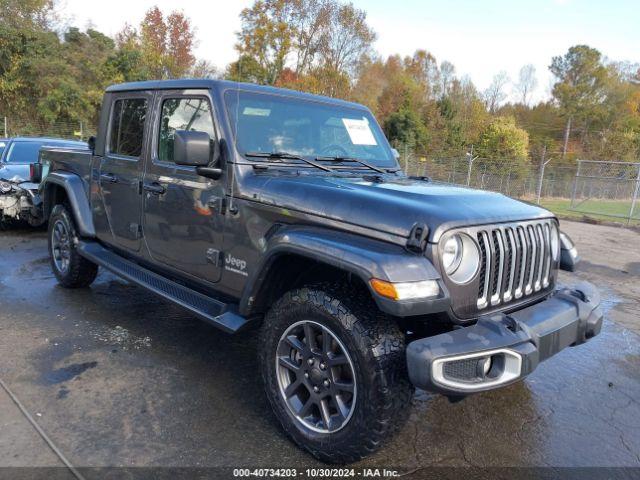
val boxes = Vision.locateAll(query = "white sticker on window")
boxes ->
[342,118,377,145]
[243,107,271,116]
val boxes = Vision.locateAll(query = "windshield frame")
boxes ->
[223,88,399,171]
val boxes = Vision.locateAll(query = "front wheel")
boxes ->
[260,283,414,463]
[48,204,98,288]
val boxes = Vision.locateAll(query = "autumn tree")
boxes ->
[484,71,510,113]
[140,6,167,77]
[439,61,456,98]
[318,2,375,75]
[116,6,197,80]
[229,0,374,91]
[550,45,610,158]
[515,64,538,105]
[231,0,295,84]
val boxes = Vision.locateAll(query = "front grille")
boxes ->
[476,220,554,310]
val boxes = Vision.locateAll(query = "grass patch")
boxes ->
[539,198,640,226]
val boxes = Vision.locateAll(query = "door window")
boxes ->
[158,98,215,162]
[109,98,147,157]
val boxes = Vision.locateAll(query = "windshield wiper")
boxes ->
[244,151,333,172]
[314,155,387,174]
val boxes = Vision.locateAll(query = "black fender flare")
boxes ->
[240,226,450,318]
[42,172,95,237]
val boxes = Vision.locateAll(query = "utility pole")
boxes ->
[537,145,550,204]
[562,117,571,159]
[466,144,477,186]
[3,117,6,137]
[628,164,640,226]
[404,143,409,173]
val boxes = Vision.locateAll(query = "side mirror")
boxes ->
[88,136,96,153]
[174,130,213,167]
[559,231,580,271]
[391,148,400,159]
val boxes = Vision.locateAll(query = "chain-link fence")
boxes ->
[397,145,640,226]
[399,152,577,201]
[0,116,93,141]
[570,160,640,225]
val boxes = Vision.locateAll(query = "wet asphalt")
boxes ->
[0,221,639,475]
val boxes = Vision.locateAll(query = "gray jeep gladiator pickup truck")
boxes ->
[40,79,602,463]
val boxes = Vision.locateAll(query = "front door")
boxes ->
[142,90,225,283]
[98,93,152,252]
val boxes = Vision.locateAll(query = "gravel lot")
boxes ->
[0,220,638,477]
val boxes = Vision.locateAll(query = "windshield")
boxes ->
[224,90,397,168]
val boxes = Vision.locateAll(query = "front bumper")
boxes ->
[406,281,603,394]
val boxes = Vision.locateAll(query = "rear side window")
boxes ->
[158,97,214,162]
[109,98,147,157]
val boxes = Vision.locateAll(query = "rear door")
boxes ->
[98,93,151,252]
[142,89,225,283]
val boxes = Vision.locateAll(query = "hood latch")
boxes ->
[406,222,429,253]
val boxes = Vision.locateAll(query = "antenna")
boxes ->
[227,60,242,215]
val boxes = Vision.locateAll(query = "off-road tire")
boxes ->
[260,282,414,463]
[48,204,98,288]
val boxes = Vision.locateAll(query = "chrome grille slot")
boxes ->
[477,231,492,309]
[475,220,555,311]
[542,224,551,288]
[503,228,516,302]
[490,230,504,306]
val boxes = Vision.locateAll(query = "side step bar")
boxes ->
[78,241,253,334]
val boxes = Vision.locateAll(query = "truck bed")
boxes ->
[40,146,93,195]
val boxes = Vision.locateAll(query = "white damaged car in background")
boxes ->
[0,137,86,228]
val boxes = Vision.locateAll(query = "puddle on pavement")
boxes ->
[43,361,98,385]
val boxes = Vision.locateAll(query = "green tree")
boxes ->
[476,116,529,165]
[384,108,429,151]
[233,0,294,84]
[550,45,610,158]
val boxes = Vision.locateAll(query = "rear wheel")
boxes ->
[48,204,98,288]
[260,283,414,463]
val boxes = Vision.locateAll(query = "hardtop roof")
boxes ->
[5,137,86,145]
[105,79,366,110]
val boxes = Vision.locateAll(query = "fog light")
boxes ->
[479,356,492,376]
[432,349,522,392]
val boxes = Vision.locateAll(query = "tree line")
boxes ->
[1,0,638,165]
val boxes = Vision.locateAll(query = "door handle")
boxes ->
[100,173,118,183]
[143,182,166,195]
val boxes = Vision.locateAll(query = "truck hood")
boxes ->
[244,173,554,242]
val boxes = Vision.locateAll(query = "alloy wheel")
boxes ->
[276,320,357,433]
[51,219,71,274]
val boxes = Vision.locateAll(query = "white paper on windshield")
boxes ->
[342,118,377,146]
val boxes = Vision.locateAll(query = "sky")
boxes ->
[58,0,639,103]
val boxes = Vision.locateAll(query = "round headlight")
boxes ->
[0,182,12,194]
[550,225,560,261]
[442,235,463,274]
[441,233,480,284]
